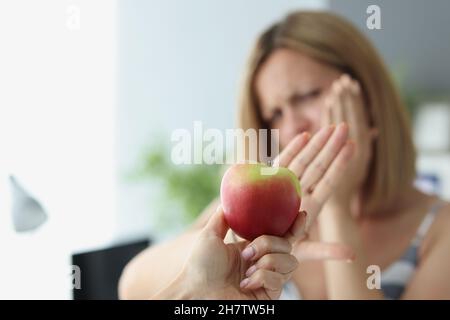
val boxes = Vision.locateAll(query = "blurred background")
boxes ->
[0,0,449,299]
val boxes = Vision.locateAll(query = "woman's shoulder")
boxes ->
[427,198,450,237]
[400,197,450,299]
[420,197,450,258]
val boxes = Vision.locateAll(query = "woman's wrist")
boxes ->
[319,199,355,243]
[327,186,363,213]
[322,196,352,218]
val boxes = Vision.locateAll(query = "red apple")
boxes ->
[220,163,301,241]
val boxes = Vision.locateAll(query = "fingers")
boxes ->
[245,253,299,277]
[284,210,308,245]
[330,74,375,142]
[273,132,310,167]
[203,205,229,239]
[241,235,292,262]
[299,123,349,193]
[292,241,355,261]
[239,241,355,298]
[339,75,366,138]
[299,197,322,232]
[311,140,355,205]
[288,124,335,178]
[240,236,299,300]
[321,95,332,127]
[240,269,286,299]
[329,80,346,123]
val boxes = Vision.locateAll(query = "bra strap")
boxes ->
[412,200,447,246]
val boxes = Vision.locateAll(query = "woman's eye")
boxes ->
[270,109,282,124]
[308,88,322,99]
[292,89,322,105]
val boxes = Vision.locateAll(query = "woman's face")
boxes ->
[255,48,342,149]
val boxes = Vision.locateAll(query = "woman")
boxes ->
[120,11,450,299]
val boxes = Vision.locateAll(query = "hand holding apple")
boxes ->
[156,143,356,300]
[220,119,355,241]
[163,205,301,300]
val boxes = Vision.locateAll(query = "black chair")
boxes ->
[71,238,150,300]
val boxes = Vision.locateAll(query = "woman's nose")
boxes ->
[284,107,312,137]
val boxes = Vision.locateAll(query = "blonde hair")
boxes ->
[238,11,416,215]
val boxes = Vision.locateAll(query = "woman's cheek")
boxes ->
[313,102,327,131]
[276,123,298,150]
[278,129,291,150]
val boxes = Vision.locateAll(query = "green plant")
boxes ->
[130,141,223,232]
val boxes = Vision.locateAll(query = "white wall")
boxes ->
[0,0,117,299]
[0,0,329,299]
[116,0,328,241]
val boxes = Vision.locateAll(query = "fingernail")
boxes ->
[245,265,257,277]
[323,124,335,135]
[349,253,357,262]
[346,253,356,263]
[241,246,255,260]
[339,122,348,130]
[240,278,250,288]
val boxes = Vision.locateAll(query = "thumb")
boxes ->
[285,210,308,245]
[203,205,230,239]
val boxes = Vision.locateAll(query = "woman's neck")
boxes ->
[356,187,432,222]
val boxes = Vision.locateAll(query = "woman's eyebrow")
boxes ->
[295,87,321,96]
[263,86,322,118]
[289,87,321,100]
